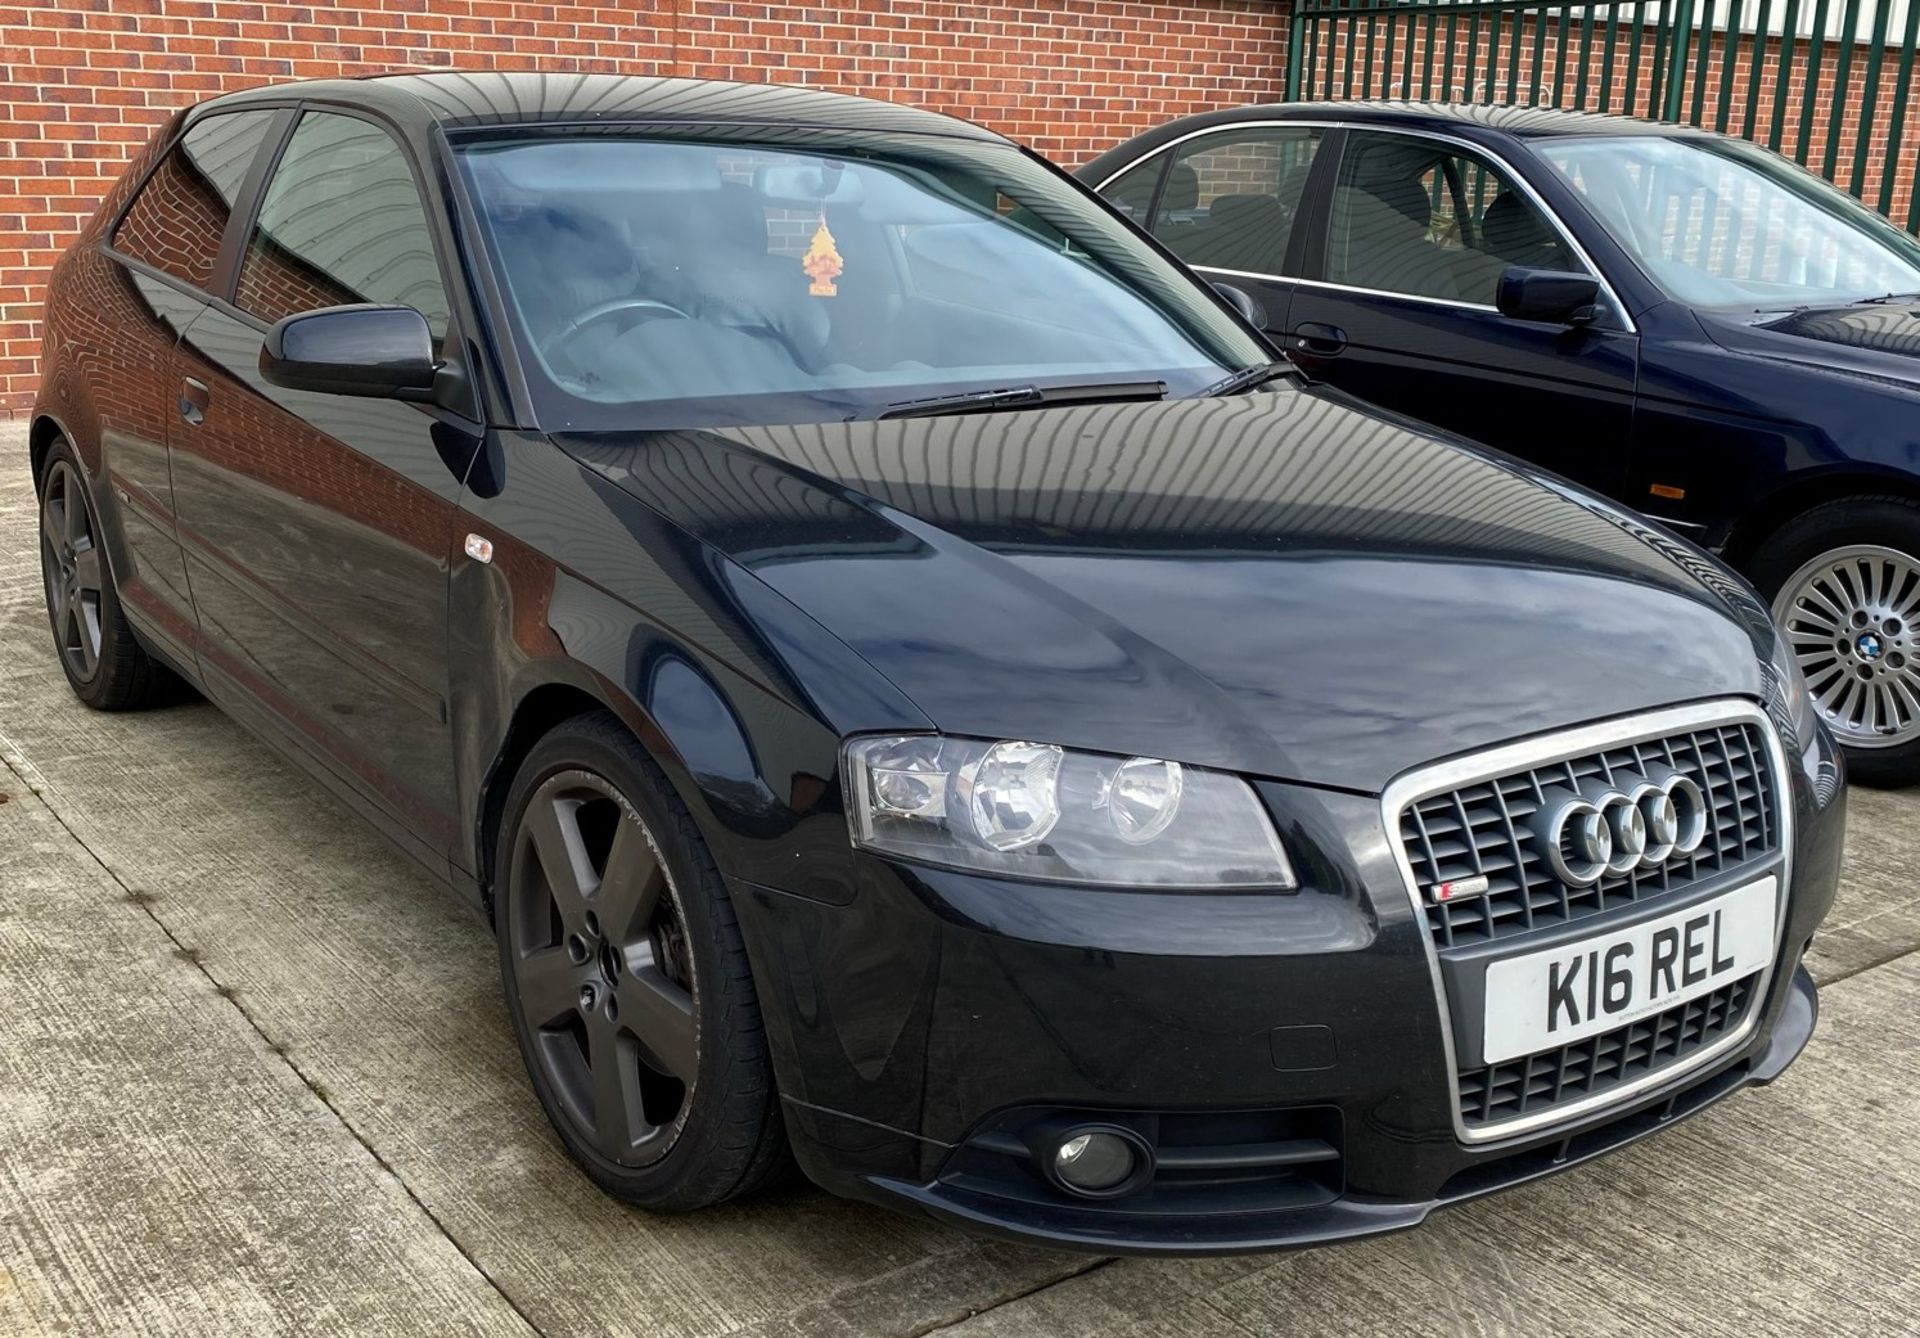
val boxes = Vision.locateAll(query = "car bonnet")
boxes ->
[556,389,1771,793]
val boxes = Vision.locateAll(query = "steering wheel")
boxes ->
[541,297,691,359]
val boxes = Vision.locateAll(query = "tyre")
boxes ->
[494,711,790,1209]
[1750,495,1920,786]
[37,437,177,710]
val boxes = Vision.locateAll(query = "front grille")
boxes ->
[1402,722,1777,949]
[1458,974,1757,1129]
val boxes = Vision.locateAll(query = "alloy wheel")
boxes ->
[1772,543,1920,749]
[39,460,105,682]
[506,770,697,1166]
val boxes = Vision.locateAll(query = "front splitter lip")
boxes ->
[861,966,1818,1258]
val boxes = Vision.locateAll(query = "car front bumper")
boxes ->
[732,712,1846,1255]
[840,964,1817,1254]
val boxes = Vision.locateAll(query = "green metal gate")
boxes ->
[1285,0,1920,228]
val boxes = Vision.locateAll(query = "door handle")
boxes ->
[178,377,209,427]
[1292,322,1348,356]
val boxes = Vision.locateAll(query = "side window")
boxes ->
[113,111,278,290]
[235,111,450,339]
[1099,155,1166,227]
[1150,127,1322,276]
[1327,131,1581,306]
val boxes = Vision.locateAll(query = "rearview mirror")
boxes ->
[1496,267,1602,326]
[754,162,865,208]
[260,304,438,400]
[1211,280,1267,328]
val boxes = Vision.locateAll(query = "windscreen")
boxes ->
[1538,134,1920,310]
[456,133,1266,428]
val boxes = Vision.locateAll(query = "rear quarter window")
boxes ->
[112,110,277,291]
[1099,154,1165,226]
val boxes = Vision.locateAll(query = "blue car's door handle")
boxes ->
[1293,323,1348,356]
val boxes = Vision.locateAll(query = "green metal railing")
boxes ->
[1285,0,1920,228]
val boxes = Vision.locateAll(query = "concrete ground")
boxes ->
[1,420,1917,1337]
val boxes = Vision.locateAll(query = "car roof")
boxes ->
[1075,99,1711,183]
[199,70,1008,143]
[1276,99,1707,137]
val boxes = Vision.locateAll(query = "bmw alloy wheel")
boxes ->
[1772,542,1920,749]
[504,769,698,1166]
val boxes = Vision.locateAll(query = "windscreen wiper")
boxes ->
[873,379,1166,421]
[1199,360,1297,397]
[1860,291,1920,305]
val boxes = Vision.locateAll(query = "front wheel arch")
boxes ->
[1723,468,1920,573]
[472,660,755,923]
[476,677,642,923]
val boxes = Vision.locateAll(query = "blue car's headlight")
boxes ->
[842,734,1296,889]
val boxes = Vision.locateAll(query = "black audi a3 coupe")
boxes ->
[32,73,1842,1254]
[1083,102,1920,785]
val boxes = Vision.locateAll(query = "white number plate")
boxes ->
[1481,876,1778,1066]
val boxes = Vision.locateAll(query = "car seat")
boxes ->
[1335,172,1463,300]
[1482,190,1574,271]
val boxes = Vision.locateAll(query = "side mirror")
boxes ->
[260,304,438,400]
[1496,267,1602,326]
[1211,280,1267,328]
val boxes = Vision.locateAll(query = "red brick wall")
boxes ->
[2,0,1293,418]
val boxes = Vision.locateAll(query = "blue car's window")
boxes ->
[455,135,1268,429]
[1327,130,1580,307]
[1099,154,1164,227]
[1540,135,1920,309]
[1152,126,1322,277]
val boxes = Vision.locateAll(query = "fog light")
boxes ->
[1052,1129,1142,1195]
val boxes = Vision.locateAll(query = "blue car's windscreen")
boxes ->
[455,133,1267,428]
[1539,134,1920,310]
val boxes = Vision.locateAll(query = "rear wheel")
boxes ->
[494,712,789,1209]
[37,438,177,710]
[1752,496,1920,786]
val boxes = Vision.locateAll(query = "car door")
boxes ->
[168,106,473,869]
[1285,128,1639,497]
[80,108,283,670]
[1096,123,1327,336]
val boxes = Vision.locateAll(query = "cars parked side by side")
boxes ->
[32,73,1843,1255]
[1082,102,1920,784]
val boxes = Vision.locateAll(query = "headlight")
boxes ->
[842,734,1296,888]
[1765,628,1818,745]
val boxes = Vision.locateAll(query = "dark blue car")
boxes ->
[1081,102,1920,784]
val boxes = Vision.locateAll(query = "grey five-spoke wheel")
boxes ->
[36,437,176,710]
[506,769,698,1166]
[41,457,106,682]
[1773,543,1920,750]
[496,711,790,1209]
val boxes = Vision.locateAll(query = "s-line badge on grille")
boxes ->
[1534,772,1709,889]
[1427,874,1490,905]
